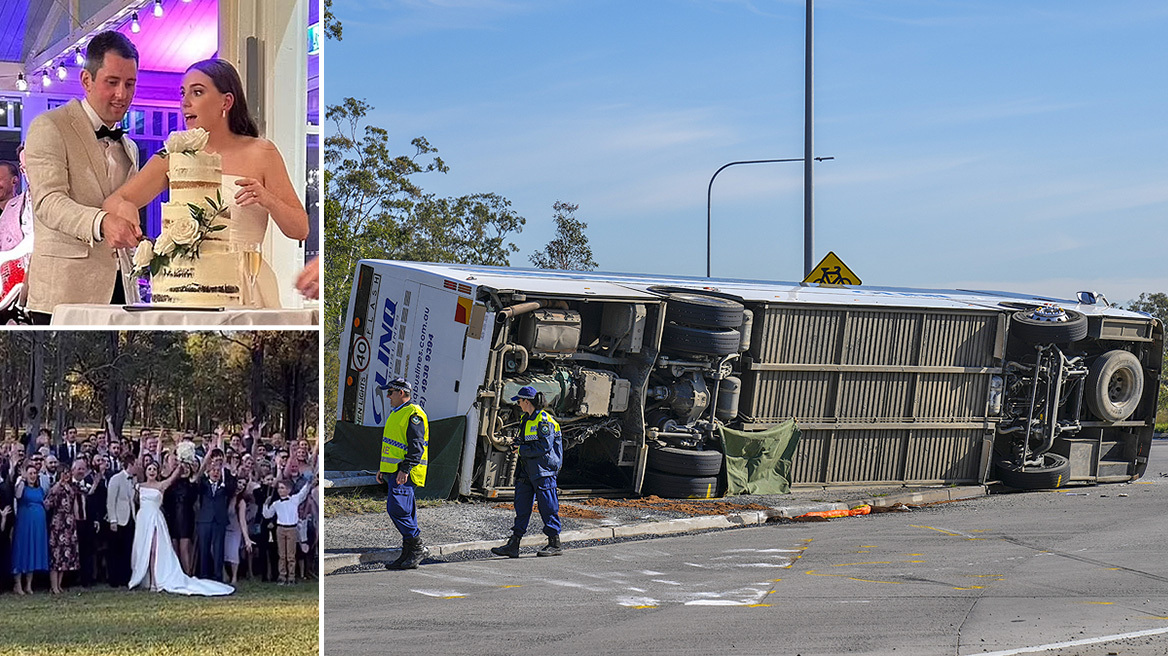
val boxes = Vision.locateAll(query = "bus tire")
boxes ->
[995,453,1070,490]
[647,446,723,477]
[662,323,740,356]
[664,292,744,329]
[1009,309,1088,344]
[1085,350,1144,422]
[642,470,720,499]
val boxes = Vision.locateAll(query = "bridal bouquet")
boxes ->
[176,441,198,466]
[132,190,229,278]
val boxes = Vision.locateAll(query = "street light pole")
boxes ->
[804,0,815,278]
[706,157,833,278]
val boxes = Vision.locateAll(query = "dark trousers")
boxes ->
[28,273,125,324]
[77,520,96,586]
[196,521,226,582]
[512,471,561,537]
[108,519,134,587]
[387,480,419,539]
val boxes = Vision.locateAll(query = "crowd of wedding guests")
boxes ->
[0,419,319,594]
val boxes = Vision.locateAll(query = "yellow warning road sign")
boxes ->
[803,251,861,285]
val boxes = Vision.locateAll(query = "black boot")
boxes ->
[398,537,429,570]
[490,532,523,558]
[537,533,563,557]
[384,544,408,570]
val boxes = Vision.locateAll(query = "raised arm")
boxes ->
[156,454,183,492]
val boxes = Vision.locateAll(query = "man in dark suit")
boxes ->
[195,449,235,582]
[57,426,80,467]
[83,454,110,586]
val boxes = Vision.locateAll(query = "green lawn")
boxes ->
[0,579,318,655]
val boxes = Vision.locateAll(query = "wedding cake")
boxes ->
[134,128,245,307]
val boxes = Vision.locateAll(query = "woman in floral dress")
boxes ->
[45,461,83,594]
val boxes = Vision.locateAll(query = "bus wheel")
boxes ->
[664,292,745,329]
[642,470,720,499]
[1085,350,1144,422]
[647,446,723,477]
[995,453,1070,490]
[1009,307,1087,344]
[662,323,740,356]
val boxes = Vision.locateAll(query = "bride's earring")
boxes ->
[221,109,226,118]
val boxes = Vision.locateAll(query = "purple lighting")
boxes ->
[119,0,218,73]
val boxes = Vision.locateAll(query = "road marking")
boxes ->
[805,569,903,585]
[952,585,984,590]
[411,588,465,597]
[500,585,521,588]
[831,561,893,567]
[1077,601,1114,605]
[747,603,772,607]
[977,626,1168,656]
[911,524,982,540]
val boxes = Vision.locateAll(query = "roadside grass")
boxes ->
[0,579,318,656]
[324,486,445,517]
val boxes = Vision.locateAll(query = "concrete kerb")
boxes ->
[323,485,989,575]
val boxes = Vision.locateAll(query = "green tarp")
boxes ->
[719,419,801,495]
[325,417,466,501]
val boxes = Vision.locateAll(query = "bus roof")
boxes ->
[356,260,1149,319]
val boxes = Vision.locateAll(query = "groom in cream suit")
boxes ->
[23,31,144,323]
[106,453,138,588]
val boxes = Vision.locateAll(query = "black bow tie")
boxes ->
[95,125,124,141]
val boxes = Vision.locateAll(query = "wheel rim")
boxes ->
[1027,304,1069,323]
[1108,369,1133,403]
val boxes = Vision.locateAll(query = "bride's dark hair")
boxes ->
[186,58,260,138]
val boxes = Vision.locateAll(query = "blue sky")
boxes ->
[326,0,1168,303]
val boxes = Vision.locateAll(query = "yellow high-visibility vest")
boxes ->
[380,403,428,486]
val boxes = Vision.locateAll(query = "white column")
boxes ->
[219,0,308,309]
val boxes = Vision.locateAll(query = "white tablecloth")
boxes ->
[50,304,319,327]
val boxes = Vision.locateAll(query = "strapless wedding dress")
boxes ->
[222,175,281,309]
[129,487,234,596]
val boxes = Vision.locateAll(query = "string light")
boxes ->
[41,71,51,88]
[57,62,68,80]
[131,12,141,33]
[16,73,28,92]
[74,48,85,66]
[153,0,163,18]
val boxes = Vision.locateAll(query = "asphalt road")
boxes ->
[324,443,1168,656]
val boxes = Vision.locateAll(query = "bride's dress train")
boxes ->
[129,487,233,596]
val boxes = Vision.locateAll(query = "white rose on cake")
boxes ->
[133,240,155,269]
[155,232,177,257]
[170,216,201,246]
[165,127,209,154]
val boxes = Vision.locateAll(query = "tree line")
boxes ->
[0,331,319,444]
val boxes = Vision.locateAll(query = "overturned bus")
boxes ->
[336,260,1162,498]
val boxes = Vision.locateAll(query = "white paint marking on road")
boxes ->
[640,570,664,576]
[685,599,748,606]
[410,589,465,598]
[684,562,708,568]
[651,579,682,586]
[618,596,659,608]
[977,625,1168,656]
[627,587,645,593]
[733,562,788,568]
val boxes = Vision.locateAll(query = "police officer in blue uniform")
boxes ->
[376,377,431,570]
[490,386,565,558]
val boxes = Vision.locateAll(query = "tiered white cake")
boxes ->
[148,129,243,307]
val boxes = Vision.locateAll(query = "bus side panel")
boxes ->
[740,303,1001,485]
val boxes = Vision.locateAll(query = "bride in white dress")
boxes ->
[129,455,233,596]
[102,58,310,308]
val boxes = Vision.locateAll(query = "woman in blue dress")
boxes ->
[12,461,49,594]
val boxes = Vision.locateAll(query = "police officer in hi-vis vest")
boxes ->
[491,386,565,558]
[376,377,430,570]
